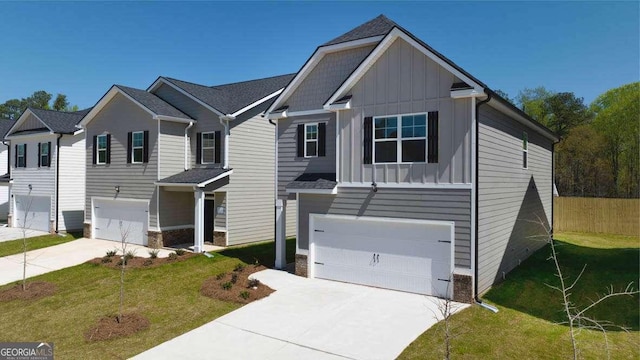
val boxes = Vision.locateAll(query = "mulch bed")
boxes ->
[84,313,150,342]
[88,252,196,269]
[0,281,56,301]
[201,264,275,304]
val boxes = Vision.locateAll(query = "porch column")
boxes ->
[194,189,205,253]
[275,198,286,269]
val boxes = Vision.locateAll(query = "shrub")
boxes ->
[101,256,112,263]
[231,273,238,284]
[124,249,136,261]
[221,281,233,290]
[148,249,160,259]
[215,272,226,280]
[239,291,250,300]
[168,252,178,261]
[143,259,153,266]
[175,249,186,256]
[247,278,260,288]
[233,263,245,272]
[105,249,117,258]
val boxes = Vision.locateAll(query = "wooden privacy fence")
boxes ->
[554,197,640,236]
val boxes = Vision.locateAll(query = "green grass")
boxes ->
[0,232,82,257]
[399,232,640,360]
[0,238,296,359]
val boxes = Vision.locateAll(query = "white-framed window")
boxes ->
[131,131,144,163]
[96,134,107,164]
[201,132,216,164]
[305,123,318,157]
[39,142,49,167]
[373,113,426,163]
[16,144,26,168]
[522,131,528,169]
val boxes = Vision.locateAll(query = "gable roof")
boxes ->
[323,14,397,46]
[155,73,296,116]
[0,119,17,138]
[6,108,91,137]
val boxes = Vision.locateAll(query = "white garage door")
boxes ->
[310,215,454,298]
[93,199,148,245]
[14,195,51,232]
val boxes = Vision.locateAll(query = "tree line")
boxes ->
[500,82,638,199]
[0,91,78,120]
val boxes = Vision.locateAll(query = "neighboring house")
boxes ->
[0,119,17,221]
[267,15,559,303]
[5,108,89,233]
[79,74,296,251]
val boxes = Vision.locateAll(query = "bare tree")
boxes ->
[525,215,638,360]
[17,195,35,291]
[429,275,466,360]
[117,220,132,323]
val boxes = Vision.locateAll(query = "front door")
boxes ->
[204,199,215,243]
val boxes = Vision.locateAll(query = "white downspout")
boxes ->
[184,121,194,170]
[219,115,234,169]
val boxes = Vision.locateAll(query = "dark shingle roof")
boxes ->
[323,15,397,46]
[287,173,337,190]
[0,119,16,138]
[116,85,191,119]
[158,168,232,185]
[29,108,92,134]
[162,73,296,115]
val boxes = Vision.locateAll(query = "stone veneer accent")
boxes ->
[147,231,163,249]
[163,228,195,247]
[83,223,91,238]
[213,231,227,246]
[7,215,12,228]
[49,220,55,234]
[295,254,308,277]
[453,274,473,304]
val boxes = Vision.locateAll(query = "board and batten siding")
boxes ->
[298,187,471,268]
[340,37,471,185]
[85,93,159,228]
[277,113,336,199]
[477,104,553,294]
[57,134,85,231]
[9,133,57,223]
[286,45,376,112]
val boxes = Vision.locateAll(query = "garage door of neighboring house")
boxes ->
[14,195,51,232]
[93,199,148,246]
[309,215,454,298]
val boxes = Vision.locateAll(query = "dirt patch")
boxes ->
[201,265,275,304]
[88,252,196,270]
[84,313,150,342]
[0,281,56,302]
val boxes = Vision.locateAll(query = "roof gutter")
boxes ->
[54,133,62,233]
[219,115,234,169]
[184,121,194,171]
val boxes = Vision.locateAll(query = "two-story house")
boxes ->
[267,15,558,303]
[79,74,296,252]
[5,108,88,233]
[0,119,16,220]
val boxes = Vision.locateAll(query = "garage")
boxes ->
[14,195,51,232]
[93,199,148,245]
[309,214,454,298]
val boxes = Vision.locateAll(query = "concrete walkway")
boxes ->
[0,238,176,286]
[134,269,469,360]
[0,227,50,243]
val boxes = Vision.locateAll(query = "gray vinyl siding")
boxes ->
[340,37,471,185]
[85,93,159,228]
[214,192,226,230]
[298,188,471,268]
[287,45,376,112]
[158,190,193,228]
[277,113,336,198]
[477,104,553,294]
[159,121,187,179]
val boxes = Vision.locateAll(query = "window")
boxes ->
[373,114,426,163]
[201,132,216,164]
[522,132,528,169]
[16,144,25,168]
[131,131,144,163]
[96,135,107,164]
[305,123,318,157]
[39,142,50,167]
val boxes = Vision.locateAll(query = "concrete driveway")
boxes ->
[0,238,175,286]
[134,270,469,360]
[0,227,49,243]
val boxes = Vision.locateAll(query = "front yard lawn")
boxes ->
[0,238,295,359]
[0,232,82,257]
[399,232,640,359]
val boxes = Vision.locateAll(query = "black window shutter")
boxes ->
[296,124,304,157]
[126,132,132,164]
[318,123,326,157]
[363,117,373,164]
[214,131,221,164]
[196,132,202,164]
[38,143,41,167]
[143,130,149,163]
[14,145,17,168]
[92,136,97,164]
[106,134,111,164]
[428,111,439,163]
[47,142,51,167]
[24,144,27,167]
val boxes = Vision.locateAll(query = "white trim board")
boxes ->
[338,182,472,189]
